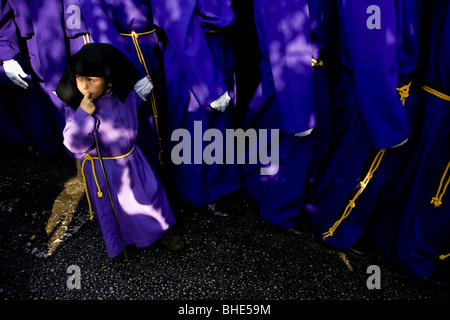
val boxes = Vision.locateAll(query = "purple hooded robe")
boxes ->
[63,89,176,258]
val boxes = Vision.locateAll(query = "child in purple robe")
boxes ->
[56,43,183,258]
[78,0,167,174]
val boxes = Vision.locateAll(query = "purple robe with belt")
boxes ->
[151,0,241,206]
[63,90,175,258]
[304,0,421,248]
[370,0,450,278]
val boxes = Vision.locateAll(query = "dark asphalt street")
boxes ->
[0,145,448,317]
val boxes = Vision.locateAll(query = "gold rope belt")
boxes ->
[422,85,450,101]
[120,29,163,164]
[423,85,450,209]
[81,146,135,220]
[120,30,155,76]
[322,81,413,240]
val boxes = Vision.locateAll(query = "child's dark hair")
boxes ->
[56,43,141,110]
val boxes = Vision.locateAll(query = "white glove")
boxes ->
[391,138,408,148]
[3,59,28,89]
[295,128,313,137]
[210,91,231,112]
[134,76,153,101]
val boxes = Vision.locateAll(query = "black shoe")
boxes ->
[342,247,371,260]
[12,144,40,158]
[159,231,185,252]
[203,199,235,220]
[25,144,41,157]
[341,237,374,260]
[287,223,309,238]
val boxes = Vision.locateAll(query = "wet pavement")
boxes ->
[0,145,448,316]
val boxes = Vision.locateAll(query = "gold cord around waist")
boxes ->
[422,85,450,102]
[81,146,135,220]
[120,29,163,164]
[120,30,156,76]
[422,85,450,208]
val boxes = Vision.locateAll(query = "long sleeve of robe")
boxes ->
[338,0,411,149]
[0,0,20,62]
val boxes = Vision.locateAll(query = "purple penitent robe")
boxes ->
[63,89,176,258]
[150,0,242,206]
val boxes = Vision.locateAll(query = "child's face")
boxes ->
[76,75,112,99]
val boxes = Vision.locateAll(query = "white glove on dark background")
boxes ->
[210,91,231,112]
[3,59,28,89]
[295,128,313,137]
[391,138,408,148]
[134,76,153,101]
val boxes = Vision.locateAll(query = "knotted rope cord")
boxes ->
[81,146,135,220]
[322,79,417,240]
[422,85,450,208]
[323,149,386,240]
[121,30,163,164]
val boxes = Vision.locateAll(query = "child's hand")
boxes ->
[80,92,96,115]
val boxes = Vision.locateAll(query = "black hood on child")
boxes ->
[56,43,141,110]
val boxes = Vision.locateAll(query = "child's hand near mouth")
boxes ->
[80,92,96,115]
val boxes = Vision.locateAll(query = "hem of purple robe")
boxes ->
[104,230,172,258]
